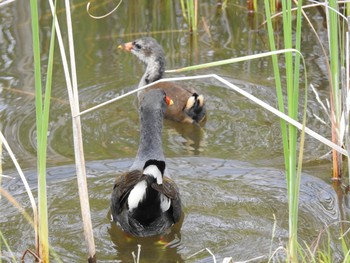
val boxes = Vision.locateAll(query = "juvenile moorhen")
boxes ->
[118,37,206,125]
[110,89,182,237]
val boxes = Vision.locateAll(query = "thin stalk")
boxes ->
[290,1,304,261]
[194,0,198,31]
[29,0,48,260]
[46,2,96,259]
[327,0,342,179]
[180,0,187,21]
[263,0,290,177]
[64,0,96,261]
[270,0,276,14]
[36,1,57,261]
[346,19,350,182]
[265,0,303,261]
[254,0,257,12]
[180,0,197,32]
[0,231,16,263]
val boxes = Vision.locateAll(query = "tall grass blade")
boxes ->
[326,0,342,179]
[346,18,350,181]
[0,231,16,263]
[29,0,45,258]
[264,0,304,261]
[38,0,57,261]
[166,49,301,73]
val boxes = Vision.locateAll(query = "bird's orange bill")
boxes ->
[118,42,133,51]
[165,96,174,106]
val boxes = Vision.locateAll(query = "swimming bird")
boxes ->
[110,89,182,237]
[118,37,206,124]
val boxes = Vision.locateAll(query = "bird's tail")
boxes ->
[184,93,206,123]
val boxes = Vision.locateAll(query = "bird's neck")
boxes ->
[136,107,164,162]
[138,58,165,88]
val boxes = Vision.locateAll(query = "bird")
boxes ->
[118,37,206,125]
[110,89,182,237]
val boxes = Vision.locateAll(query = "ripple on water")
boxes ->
[0,157,345,262]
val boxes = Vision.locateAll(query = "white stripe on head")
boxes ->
[128,180,147,211]
[143,164,163,185]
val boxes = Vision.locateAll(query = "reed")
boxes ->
[30,0,57,260]
[0,231,16,263]
[264,0,304,261]
[327,0,342,179]
[47,0,96,260]
[28,0,96,261]
[180,0,197,32]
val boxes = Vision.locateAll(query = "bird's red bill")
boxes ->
[165,96,174,106]
[118,42,133,51]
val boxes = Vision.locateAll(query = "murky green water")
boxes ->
[0,1,348,262]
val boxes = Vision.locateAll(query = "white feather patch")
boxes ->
[128,180,147,211]
[143,164,163,185]
[160,194,171,212]
[197,94,204,107]
[185,96,196,110]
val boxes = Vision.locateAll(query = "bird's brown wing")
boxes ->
[151,176,182,223]
[149,82,195,123]
[112,170,144,213]
[151,176,179,199]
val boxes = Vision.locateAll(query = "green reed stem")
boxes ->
[263,1,289,172]
[29,0,44,259]
[270,0,276,14]
[265,1,304,261]
[327,0,342,179]
[180,0,197,32]
[254,0,257,12]
[30,0,56,261]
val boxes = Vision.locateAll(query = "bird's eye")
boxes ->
[134,43,142,49]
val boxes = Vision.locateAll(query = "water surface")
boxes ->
[0,1,348,262]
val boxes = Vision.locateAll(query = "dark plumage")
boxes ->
[110,90,182,237]
[118,37,206,124]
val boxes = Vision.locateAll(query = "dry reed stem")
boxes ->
[47,0,96,260]
[0,131,39,251]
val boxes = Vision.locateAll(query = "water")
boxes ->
[0,0,349,262]
[0,158,344,262]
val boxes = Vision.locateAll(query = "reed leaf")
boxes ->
[166,49,301,73]
[264,0,304,261]
[326,0,342,179]
[179,0,197,32]
[30,0,57,260]
[29,0,44,258]
[0,231,16,263]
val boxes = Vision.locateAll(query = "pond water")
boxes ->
[0,0,349,262]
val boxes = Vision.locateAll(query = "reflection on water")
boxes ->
[0,158,346,262]
[108,212,184,263]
